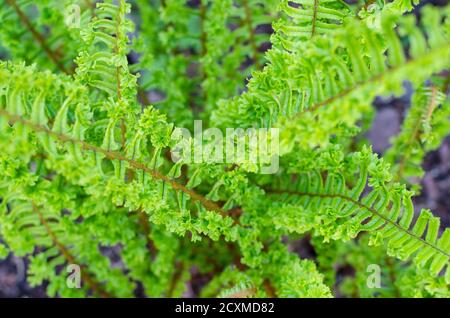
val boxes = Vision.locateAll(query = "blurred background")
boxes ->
[0,0,448,297]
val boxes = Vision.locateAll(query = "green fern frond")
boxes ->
[218,281,256,298]
[1,0,91,73]
[273,0,352,51]
[386,85,449,184]
[213,5,450,131]
[0,177,118,297]
[1,0,449,299]
[266,147,450,281]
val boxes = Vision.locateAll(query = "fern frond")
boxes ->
[1,0,449,299]
[261,243,332,297]
[75,0,138,123]
[0,106,225,215]
[0,179,116,297]
[266,147,450,280]
[274,0,352,51]
[133,0,278,124]
[386,85,449,184]
[218,281,256,298]
[212,5,450,132]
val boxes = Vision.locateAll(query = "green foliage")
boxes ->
[386,85,449,186]
[264,146,450,279]
[0,0,449,298]
[133,0,278,126]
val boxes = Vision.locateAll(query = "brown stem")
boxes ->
[242,0,260,69]
[84,0,96,12]
[191,0,208,117]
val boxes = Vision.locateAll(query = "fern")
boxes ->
[312,236,449,297]
[264,146,450,280]
[0,0,91,73]
[274,0,353,51]
[0,0,449,298]
[133,0,278,125]
[386,85,449,185]
[213,4,449,131]
[217,281,256,298]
